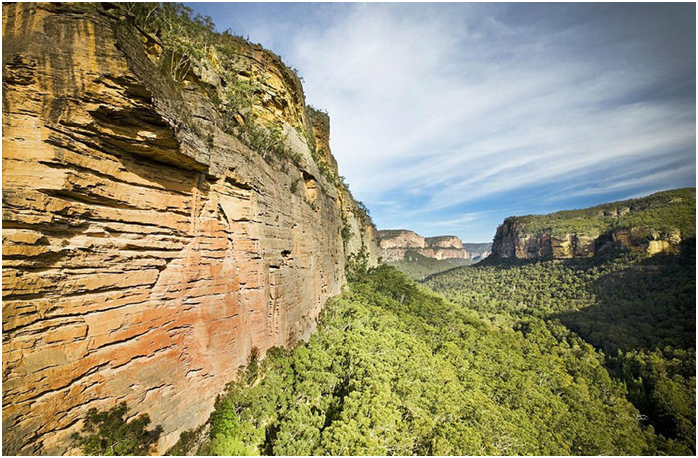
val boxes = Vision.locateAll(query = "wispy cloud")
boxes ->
[190,3,695,241]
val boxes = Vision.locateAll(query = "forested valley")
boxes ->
[161,239,694,455]
[427,244,696,454]
[46,4,693,455]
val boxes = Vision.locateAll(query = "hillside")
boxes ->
[2,3,377,454]
[491,188,695,260]
[387,250,473,281]
[176,266,658,455]
[427,192,696,454]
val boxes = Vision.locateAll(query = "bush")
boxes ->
[70,402,162,456]
[346,246,369,282]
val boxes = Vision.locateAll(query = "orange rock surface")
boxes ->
[2,3,377,454]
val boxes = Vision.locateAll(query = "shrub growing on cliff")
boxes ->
[340,221,353,245]
[346,246,369,281]
[117,3,306,169]
[70,402,162,456]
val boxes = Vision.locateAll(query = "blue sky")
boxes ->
[187,2,696,242]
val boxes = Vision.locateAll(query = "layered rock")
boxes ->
[2,3,377,455]
[490,190,693,261]
[491,222,597,259]
[307,107,338,176]
[378,230,473,262]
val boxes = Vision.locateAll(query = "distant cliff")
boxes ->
[378,230,489,262]
[2,3,378,455]
[491,189,695,260]
[463,243,492,262]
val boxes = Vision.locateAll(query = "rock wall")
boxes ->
[463,243,492,262]
[491,219,681,260]
[425,236,463,250]
[489,189,695,261]
[378,230,470,262]
[2,3,377,455]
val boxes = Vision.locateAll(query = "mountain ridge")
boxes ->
[490,188,695,261]
[378,229,491,262]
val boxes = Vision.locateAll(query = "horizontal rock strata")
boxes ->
[2,3,377,455]
[378,230,477,262]
[491,218,683,261]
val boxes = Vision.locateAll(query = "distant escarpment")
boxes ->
[491,189,695,260]
[2,3,378,455]
[463,243,492,262]
[378,230,487,262]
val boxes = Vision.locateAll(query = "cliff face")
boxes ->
[490,189,693,261]
[378,230,471,261]
[2,3,377,455]
[463,243,492,262]
[491,222,597,259]
[491,220,682,260]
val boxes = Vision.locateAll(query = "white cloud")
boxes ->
[201,3,695,240]
[284,4,694,221]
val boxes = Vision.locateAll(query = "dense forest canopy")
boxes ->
[426,245,696,454]
[160,260,694,455]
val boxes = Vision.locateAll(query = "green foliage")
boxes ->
[389,249,473,281]
[609,347,696,455]
[289,178,300,194]
[242,347,261,385]
[165,424,205,456]
[345,246,369,282]
[426,247,696,454]
[242,124,299,165]
[353,200,374,226]
[503,188,695,239]
[71,402,162,456]
[198,265,659,455]
[341,221,353,245]
[124,3,215,82]
[217,79,257,132]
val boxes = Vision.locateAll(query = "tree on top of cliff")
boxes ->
[507,188,696,238]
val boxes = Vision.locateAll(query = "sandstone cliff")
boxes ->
[463,243,492,262]
[2,3,378,455]
[378,230,473,262]
[490,189,694,261]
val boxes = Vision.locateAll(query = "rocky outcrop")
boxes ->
[608,227,682,256]
[425,235,463,250]
[307,107,338,177]
[490,190,692,261]
[491,221,598,259]
[2,3,377,455]
[378,230,473,262]
[463,243,492,262]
